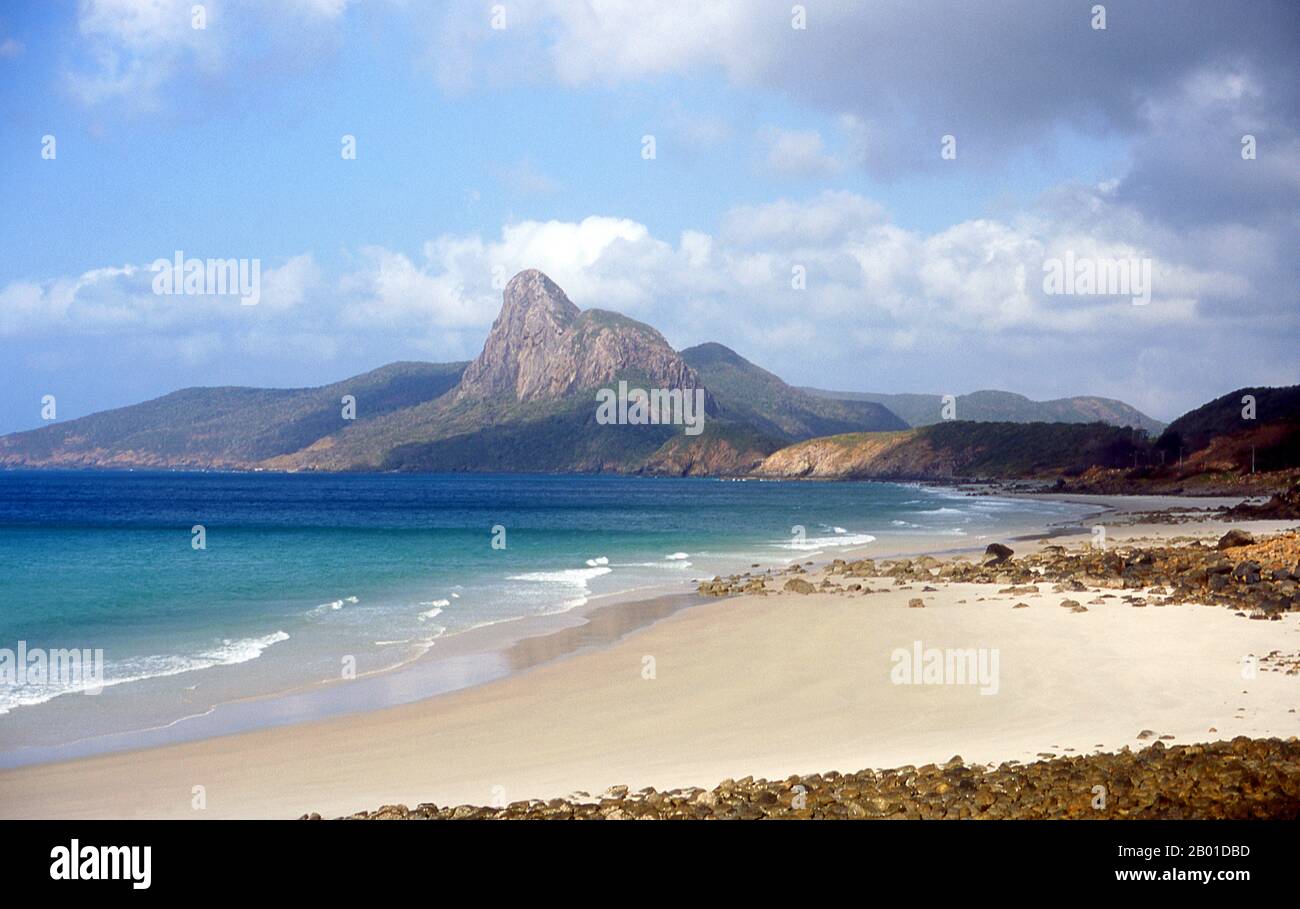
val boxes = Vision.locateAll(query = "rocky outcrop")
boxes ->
[455,270,580,400]
[862,531,1300,617]
[1221,483,1300,520]
[328,738,1300,820]
[456,269,705,405]
[753,430,924,478]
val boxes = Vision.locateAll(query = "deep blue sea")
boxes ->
[0,471,1094,759]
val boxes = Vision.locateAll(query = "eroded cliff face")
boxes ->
[456,269,703,404]
[456,270,581,400]
[753,431,928,478]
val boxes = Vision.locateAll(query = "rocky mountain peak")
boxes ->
[455,270,705,404]
[456,270,581,399]
[502,269,580,328]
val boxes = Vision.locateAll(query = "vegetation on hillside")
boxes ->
[801,387,1165,435]
[1156,386,1300,470]
[682,342,906,440]
[0,362,467,468]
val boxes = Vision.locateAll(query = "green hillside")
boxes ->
[0,361,467,467]
[800,387,1165,436]
[681,343,906,440]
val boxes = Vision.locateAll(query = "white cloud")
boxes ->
[758,127,843,177]
[341,246,493,332]
[539,0,758,86]
[721,191,885,247]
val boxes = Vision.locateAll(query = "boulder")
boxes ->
[983,543,1014,564]
[1217,529,1255,550]
[1232,561,1262,584]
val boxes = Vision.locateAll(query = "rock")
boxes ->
[983,543,1014,564]
[908,597,925,608]
[1232,561,1262,584]
[1217,529,1255,550]
[336,738,1300,820]
[456,270,706,407]
[783,578,816,595]
[1222,484,1300,520]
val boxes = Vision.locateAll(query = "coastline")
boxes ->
[2,490,1296,818]
[0,480,1095,768]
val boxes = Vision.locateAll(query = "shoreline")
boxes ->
[0,483,1098,768]
[2,491,1295,818]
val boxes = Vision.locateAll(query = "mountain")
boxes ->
[271,270,737,473]
[0,270,773,474]
[800,387,1165,436]
[0,361,466,469]
[755,421,1149,480]
[680,343,906,441]
[2,268,1278,482]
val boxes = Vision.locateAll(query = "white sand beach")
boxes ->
[1,498,1297,819]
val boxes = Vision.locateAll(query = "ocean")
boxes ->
[0,471,1095,764]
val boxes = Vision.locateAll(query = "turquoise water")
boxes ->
[0,471,1093,758]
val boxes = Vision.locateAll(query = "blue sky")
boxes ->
[1,1,1297,434]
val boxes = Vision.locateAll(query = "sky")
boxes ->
[1,0,1298,434]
